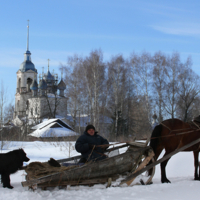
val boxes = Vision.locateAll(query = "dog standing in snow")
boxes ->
[0,149,30,189]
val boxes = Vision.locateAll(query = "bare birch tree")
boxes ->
[152,51,167,123]
[4,103,14,123]
[62,55,83,130]
[82,49,106,129]
[130,51,152,122]
[164,52,181,118]
[107,55,129,139]
[177,57,200,122]
[0,81,7,127]
[57,50,199,139]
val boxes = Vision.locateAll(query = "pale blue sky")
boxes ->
[0,0,200,103]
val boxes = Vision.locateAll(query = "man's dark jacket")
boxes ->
[75,131,109,162]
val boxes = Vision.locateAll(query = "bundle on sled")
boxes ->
[25,161,78,180]
[21,142,155,190]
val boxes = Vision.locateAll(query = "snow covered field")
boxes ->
[0,141,200,200]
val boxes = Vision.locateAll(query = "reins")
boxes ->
[87,121,200,152]
[160,122,195,134]
[86,145,96,162]
[86,145,108,162]
[96,121,200,149]
[149,121,200,140]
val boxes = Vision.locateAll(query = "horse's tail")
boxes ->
[149,124,162,155]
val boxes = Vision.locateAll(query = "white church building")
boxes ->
[14,23,67,121]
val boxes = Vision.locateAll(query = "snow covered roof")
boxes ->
[31,118,73,131]
[29,120,78,138]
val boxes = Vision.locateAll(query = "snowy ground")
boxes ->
[0,141,200,200]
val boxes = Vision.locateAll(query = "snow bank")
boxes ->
[0,141,199,200]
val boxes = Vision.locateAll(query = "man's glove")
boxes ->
[88,144,96,149]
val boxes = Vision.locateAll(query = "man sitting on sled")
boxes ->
[75,125,109,163]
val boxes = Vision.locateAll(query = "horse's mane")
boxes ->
[162,118,182,123]
[163,117,200,127]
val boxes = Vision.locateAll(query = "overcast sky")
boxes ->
[1,0,200,103]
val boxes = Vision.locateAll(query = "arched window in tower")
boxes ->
[27,78,33,92]
[18,78,21,93]
[26,100,29,110]
[17,100,20,112]
[18,78,21,88]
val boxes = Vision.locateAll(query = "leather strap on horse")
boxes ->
[150,121,200,140]
[160,122,193,135]
[160,122,171,132]
[93,121,200,145]
[192,121,200,129]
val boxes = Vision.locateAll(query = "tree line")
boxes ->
[1,49,200,141]
[61,49,200,140]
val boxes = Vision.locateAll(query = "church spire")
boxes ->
[61,68,63,80]
[48,59,50,71]
[19,20,37,73]
[24,20,31,62]
[27,20,29,51]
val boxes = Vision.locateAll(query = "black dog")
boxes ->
[0,148,30,189]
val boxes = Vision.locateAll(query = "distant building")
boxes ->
[29,118,78,138]
[14,23,67,121]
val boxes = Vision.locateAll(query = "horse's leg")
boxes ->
[161,151,171,183]
[193,150,199,180]
[148,143,163,176]
[199,151,200,180]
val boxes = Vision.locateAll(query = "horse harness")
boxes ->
[159,121,200,137]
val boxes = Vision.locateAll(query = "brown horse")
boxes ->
[149,117,200,183]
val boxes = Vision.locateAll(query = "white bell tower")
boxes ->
[14,21,37,118]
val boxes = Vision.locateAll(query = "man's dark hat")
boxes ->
[85,124,95,132]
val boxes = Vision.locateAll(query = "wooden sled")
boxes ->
[22,137,200,190]
[21,142,155,190]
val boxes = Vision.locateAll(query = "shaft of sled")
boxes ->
[120,138,200,186]
[55,143,129,163]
